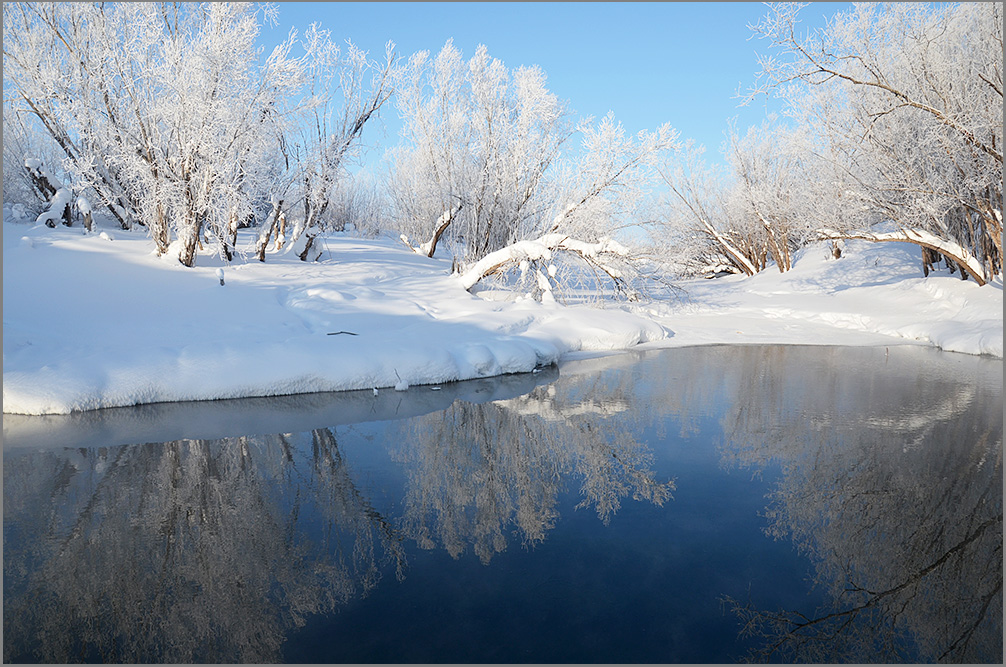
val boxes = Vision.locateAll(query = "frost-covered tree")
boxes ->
[389,40,573,260]
[748,2,1003,284]
[324,171,387,237]
[658,141,753,277]
[4,3,390,268]
[2,102,65,218]
[3,3,305,266]
[389,41,678,300]
[722,119,814,273]
[660,119,827,278]
[255,28,395,262]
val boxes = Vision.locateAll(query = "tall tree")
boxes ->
[260,28,395,263]
[389,40,574,262]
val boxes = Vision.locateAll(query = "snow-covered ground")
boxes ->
[635,240,1003,357]
[3,215,1002,415]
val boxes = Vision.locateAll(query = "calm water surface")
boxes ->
[3,345,1002,663]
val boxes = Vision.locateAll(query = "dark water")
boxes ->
[3,345,1002,664]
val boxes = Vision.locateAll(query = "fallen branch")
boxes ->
[458,233,632,293]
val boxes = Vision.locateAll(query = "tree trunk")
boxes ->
[153,206,170,256]
[699,218,757,276]
[294,197,328,261]
[459,233,631,292]
[25,162,58,201]
[424,203,463,258]
[256,200,283,262]
[178,210,202,268]
[297,233,316,262]
[58,194,72,227]
[275,212,287,249]
[222,208,238,262]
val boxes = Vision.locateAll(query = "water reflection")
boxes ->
[713,346,1003,663]
[2,345,1001,663]
[3,430,406,663]
[393,383,674,564]
[2,370,674,663]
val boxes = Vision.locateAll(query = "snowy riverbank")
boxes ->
[636,238,1003,358]
[3,218,1002,415]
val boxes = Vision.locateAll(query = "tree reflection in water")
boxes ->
[392,382,675,564]
[2,374,674,662]
[3,430,405,663]
[714,346,1003,663]
[2,345,1000,664]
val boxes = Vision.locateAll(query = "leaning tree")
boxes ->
[388,41,678,301]
[748,2,1003,284]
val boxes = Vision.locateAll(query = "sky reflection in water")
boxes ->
[3,345,1002,663]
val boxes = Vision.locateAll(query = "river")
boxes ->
[3,344,1001,663]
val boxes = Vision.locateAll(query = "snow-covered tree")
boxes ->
[3,3,302,265]
[255,28,395,262]
[658,141,754,277]
[722,119,816,273]
[3,3,391,268]
[748,2,1003,284]
[25,158,73,228]
[388,41,574,261]
[388,41,678,300]
[2,102,65,217]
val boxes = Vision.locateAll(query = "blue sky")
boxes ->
[259,2,853,169]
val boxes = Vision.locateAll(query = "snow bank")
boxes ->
[2,217,1001,416]
[2,219,665,415]
[639,239,1003,358]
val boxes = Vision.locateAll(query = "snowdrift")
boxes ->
[2,217,1001,415]
[2,219,664,415]
[637,239,1003,358]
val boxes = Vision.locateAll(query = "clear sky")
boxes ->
[259,1,853,169]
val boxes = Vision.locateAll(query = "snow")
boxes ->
[818,226,989,285]
[638,241,1003,358]
[35,188,72,227]
[2,215,1002,415]
[458,233,627,290]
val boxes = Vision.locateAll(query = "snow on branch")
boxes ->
[458,233,630,292]
[815,227,989,286]
[25,157,73,228]
[400,202,464,257]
